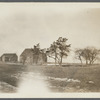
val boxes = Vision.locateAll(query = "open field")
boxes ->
[0,63,100,93]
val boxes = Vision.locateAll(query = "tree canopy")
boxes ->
[46,37,71,66]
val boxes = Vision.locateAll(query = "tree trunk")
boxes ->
[79,56,83,66]
[55,57,56,66]
[60,56,63,67]
[91,60,94,64]
[86,59,88,65]
[55,51,57,66]
[80,59,83,66]
[89,60,92,65]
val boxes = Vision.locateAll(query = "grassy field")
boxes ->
[0,63,26,92]
[29,64,100,92]
[0,63,100,92]
[43,65,100,92]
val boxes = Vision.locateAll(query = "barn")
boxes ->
[20,48,34,64]
[20,46,47,65]
[1,53,18,63]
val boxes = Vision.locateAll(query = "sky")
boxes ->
[0,3,100,62]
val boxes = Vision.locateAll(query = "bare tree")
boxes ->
[82,48,90,65]
[83,47,100,65]
[75,49,83,65]
[75,47,100,65]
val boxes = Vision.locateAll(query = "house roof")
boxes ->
[20,48,46,57]
[1,53,17,57]
[20,48,33,57]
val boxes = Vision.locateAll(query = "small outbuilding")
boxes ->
[1,53,18,63]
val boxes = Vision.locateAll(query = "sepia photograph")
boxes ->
[0,3,100,98]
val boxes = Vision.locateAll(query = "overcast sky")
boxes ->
[0,3,100,62]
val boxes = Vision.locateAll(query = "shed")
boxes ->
[1,53,18,63]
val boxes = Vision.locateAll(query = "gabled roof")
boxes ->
[1,53,17,57]
[20,48,46,57]
[20,48,33,56]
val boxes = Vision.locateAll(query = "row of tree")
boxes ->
[45,37,100,66]
[75,47,100,65]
